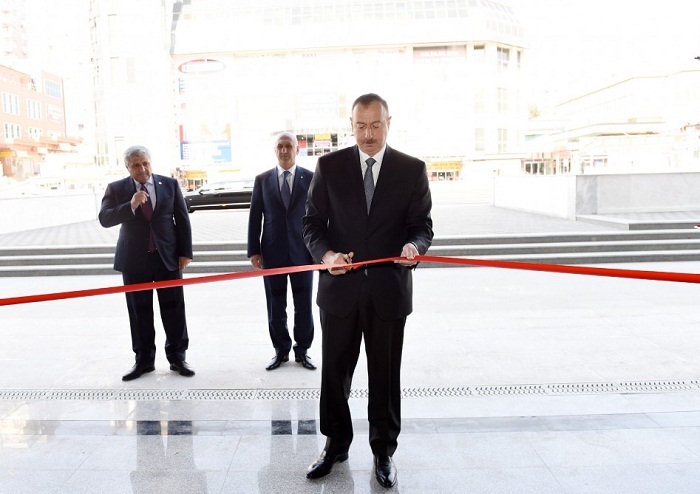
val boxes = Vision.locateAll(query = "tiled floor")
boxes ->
[3,260,700,492]
[3,183,700,492]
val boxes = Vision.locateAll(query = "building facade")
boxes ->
[524,68,700,176]
[0,64,79,183]
[0,0,28,60]
[0,0,92,189]
[89,0,527,183]
[89,0,178,173]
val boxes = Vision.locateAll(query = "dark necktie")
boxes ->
[364,158,376,213]
[140,183,156,252]
[281,170,291,209]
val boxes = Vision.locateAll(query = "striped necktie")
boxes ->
[281,170,291,209]
[364,158,376,213]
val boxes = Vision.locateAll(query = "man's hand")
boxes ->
[179,257,192,270]
[130,189,150,210]
[395,242,419,267]
[250,254,262,269]
[322,250,354,276]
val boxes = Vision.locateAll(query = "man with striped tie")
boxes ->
[247,132,316,371]
[303,94,434,488]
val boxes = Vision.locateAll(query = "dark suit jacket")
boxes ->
[98,174,193,273]
[247,166,314,268]
[303,145,433,320]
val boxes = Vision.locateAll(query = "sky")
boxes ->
[509,0,700,108]
[16,0,700,113]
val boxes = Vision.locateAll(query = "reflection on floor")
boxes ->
[3,405,700,493]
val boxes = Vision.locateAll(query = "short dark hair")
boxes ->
[352,93,389,114]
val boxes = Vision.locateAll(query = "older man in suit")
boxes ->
[248,132,316,371]
[303,94,433,488]
[99,145,195,381]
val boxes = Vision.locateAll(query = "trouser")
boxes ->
[122,252,189,364]
[318,281,406,456]
[263,270,314,357]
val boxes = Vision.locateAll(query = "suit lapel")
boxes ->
[151,174,161,213]
[125,177,137,195]
[347,146,368,213]
[291,167,310,205]
[372,145,393,203]
[267,169,284,208]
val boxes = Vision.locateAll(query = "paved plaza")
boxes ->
[1,180,700,493]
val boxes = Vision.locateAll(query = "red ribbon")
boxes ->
[1,255,698,307]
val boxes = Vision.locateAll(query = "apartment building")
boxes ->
[0,64,80,182]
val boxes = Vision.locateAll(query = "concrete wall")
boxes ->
[494,172,700,219]
[0,193,101,234]
[493,175,577,219]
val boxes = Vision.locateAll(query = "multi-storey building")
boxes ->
[89,0,176,172]
[0,0,28,60]
[524,68,700,175]
[0,65,79,181]
[172,0,526,181]
[89,0,526,184]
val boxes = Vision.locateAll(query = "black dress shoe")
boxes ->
[295,354,317,370]
[122,363,155,382]
[266,354,289,371]
[306,450,349,479]
[169,360,195,377]
[374,455,397,488]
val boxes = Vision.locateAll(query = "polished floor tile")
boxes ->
[4,262,700,492]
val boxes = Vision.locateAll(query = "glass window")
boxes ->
[27,99,42,119]
[497,46,509,71]
[4,122,21,139]
[28,127,43,139]
[475,128,484,151]
[498,128,508,153]
[44,79,62,99]
[2,92,20,114]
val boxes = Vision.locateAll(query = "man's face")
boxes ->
[126,153,152,183]
[351,101,391,156]
[275,135,298,170]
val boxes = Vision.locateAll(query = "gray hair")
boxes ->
[274,132,298,147]
[123,145,151,167]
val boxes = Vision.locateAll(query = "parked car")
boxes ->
[184,179,254,212]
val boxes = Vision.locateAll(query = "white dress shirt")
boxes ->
[359,145,387,187]
[277,164,296,193]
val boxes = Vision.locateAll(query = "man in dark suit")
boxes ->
[248,132,316,371]
[303,94,433,488]
[99,145,195,381]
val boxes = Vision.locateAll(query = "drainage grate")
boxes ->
[258,389,319,401]
[186,389,257,400]
[1,380,699,401]
[471,385,547,396]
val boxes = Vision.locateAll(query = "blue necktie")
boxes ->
[281,170,291,209]
[364,158,376,213]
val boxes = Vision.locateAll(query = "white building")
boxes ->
[524,67,700,175]
[89,0,178,173]
[90,0,528,182]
